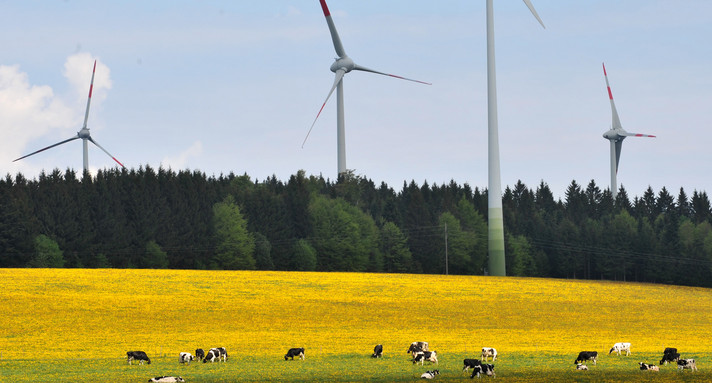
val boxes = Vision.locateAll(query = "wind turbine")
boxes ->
[13,60,125,173]
[485,0,544,276]
[302,0,431,177]
[601,62,655,200]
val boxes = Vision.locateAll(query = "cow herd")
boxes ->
[126,341,700,381]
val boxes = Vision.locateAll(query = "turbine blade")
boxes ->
[353,64,431,85]
[319,0,347,58]
[302,69,346,148]
[82,60,97,131]
[13,136,80,162]
[620,132,656,138]
[615,139,623,174]
[602,63,623,131]
[87,136,125,168]
[522,0,546,28]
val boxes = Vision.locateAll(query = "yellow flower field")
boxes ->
[0,268,711,381]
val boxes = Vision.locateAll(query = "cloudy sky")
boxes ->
[1,1,710,200]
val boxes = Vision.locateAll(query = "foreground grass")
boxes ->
[0,269,711,382]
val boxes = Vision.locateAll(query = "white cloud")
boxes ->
[161,141,203,171]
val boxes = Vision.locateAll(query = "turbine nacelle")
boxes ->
[603,129,623,141]
[330,56,355,73]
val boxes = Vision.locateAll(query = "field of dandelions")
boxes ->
[0,268,710,382]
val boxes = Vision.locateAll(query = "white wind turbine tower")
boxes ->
[13,60,125,173]
[485,0,545,276]
[601,63,655,200]
[302,0,431,178]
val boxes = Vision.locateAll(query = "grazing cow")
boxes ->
[420,370,439,379]
[463,358,482,373]
[481,347,497,362]
[663,347,678,356]
[677,359,697,372]
[209,347,227,362]
[408,342,429,355]
[413,351,438,365]
[148,377,185,383]
[195,348,205,361]
[372,344,383,358]
[470,364,495,378]
[574,351,598,365]
[127,351,151,365]
[639,362,659,371]
[178,352,194,364]
[576,363,588,370]
[203,349,219,363]
[284,347,305,360]
[660,352,680,365]
[609,342,631,356]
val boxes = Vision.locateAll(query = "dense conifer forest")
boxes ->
[1,166,711,287]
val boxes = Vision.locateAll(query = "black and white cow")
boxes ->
[463,358,482,373]
[203,349,220,363]
[284,347,305,360]
[420,370,439,379]
[413,351,438,365]
[408,342,429,355]
[677,359,697,372]
[574,351,597,365]
[576,363,588,370]
[148,377,185,383]
[609,342,631,356]
[481,348,497,361]
[470,364,495,378]
[127,351,151,365]
[178,352,194,364]
[639,362,659,371]
[372,344,383,358]
[660,351,680,365]
[195,348,205,362]
[210,347,227,362]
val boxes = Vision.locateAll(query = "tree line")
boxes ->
[1,166,711,287]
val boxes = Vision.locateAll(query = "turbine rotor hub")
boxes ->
[330,56,355,73]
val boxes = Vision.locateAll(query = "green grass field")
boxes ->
[0,269,710,382]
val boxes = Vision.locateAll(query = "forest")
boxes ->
[1,166,711,287]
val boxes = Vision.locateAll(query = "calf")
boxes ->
[470,363,495,378]
[148,377,185,383]
[677,359,697,372]
[284,347,305,360]
[127,351,151,365]
[639,362,659,371]
[420,370,439,379]
[408,342,429,355]
[609,342,631,356]
[660,352,680,365]
[413,351,438,365]
[574,351,597,365]
[372,344,383,358]
[481,347,497,362]
[463,358,482,373]
[195,348,205,361]
[178,352,194,364]
[576,363,588,370]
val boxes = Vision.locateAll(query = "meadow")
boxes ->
[0,268,711,382]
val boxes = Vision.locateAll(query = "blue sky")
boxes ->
[1,0,711,200]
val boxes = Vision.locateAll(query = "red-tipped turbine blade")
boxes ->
[353,64,431,85]
[13,136,80,162]
[82,60,97,131]
[302,69,346,148]
[88,136,125,168]
[620,132,656,138]
[602,62,623,131]
[319,0,347,58]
